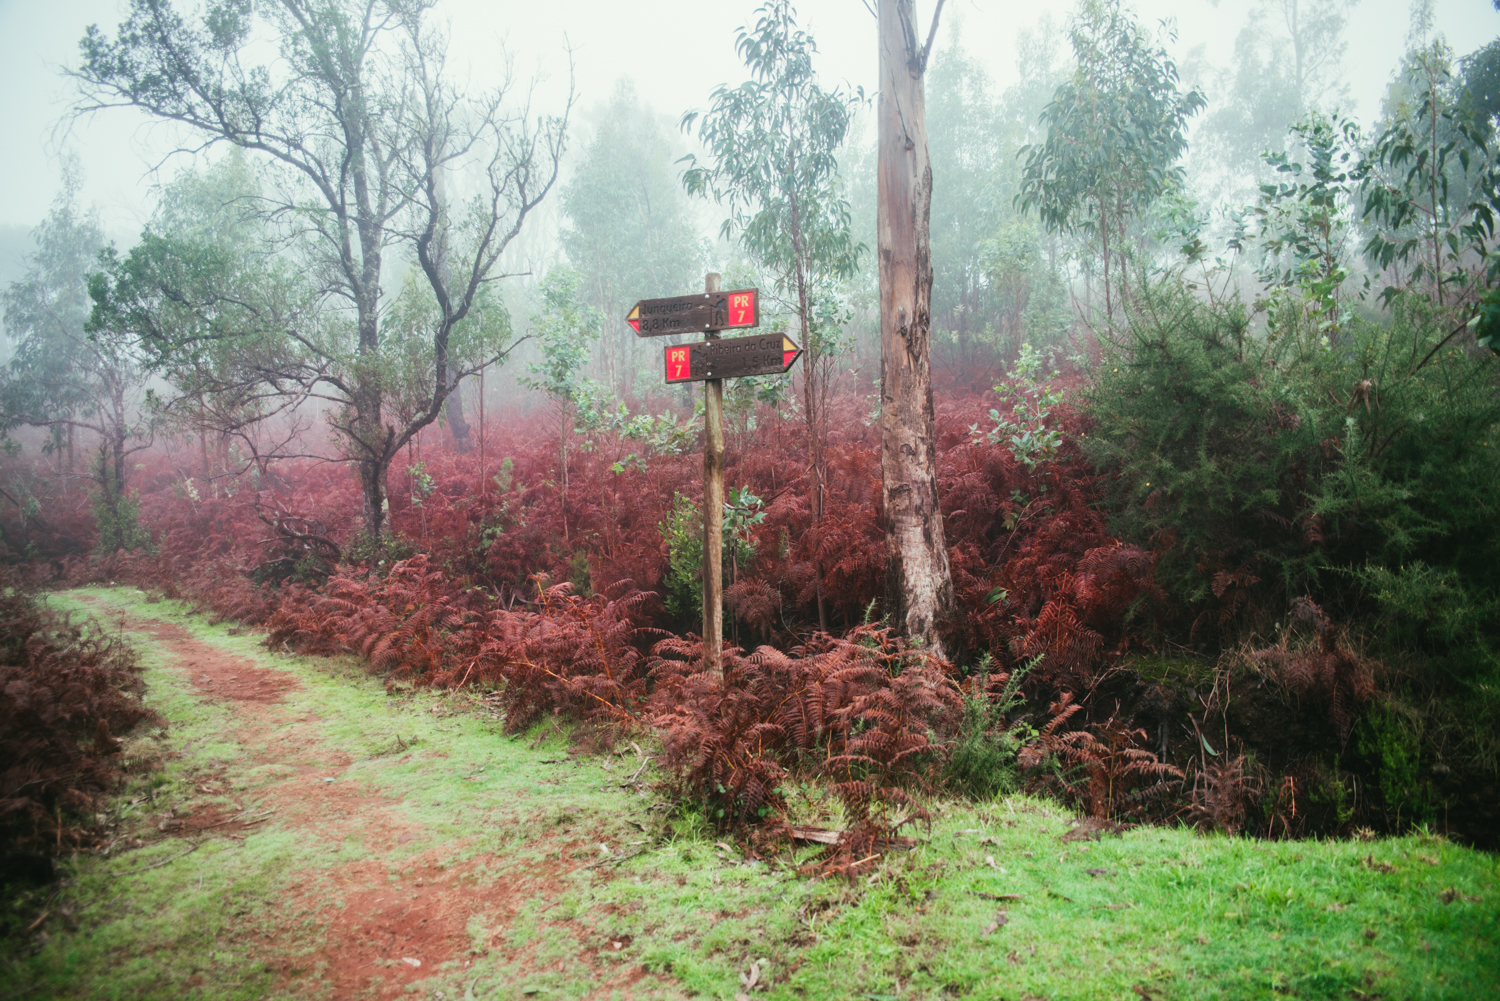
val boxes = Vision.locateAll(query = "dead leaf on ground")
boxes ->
[1439,887,1481,903]
[1360,854,1395,874]
[1007,950,1022,965]
[401,957,422,968]
[982,910,1009,935]
[1418,854,1439,866]
[1085,868,1117,878]
[1061,817,1124,842]
[739,958,766,992]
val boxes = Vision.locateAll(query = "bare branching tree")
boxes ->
[73,0,571,537]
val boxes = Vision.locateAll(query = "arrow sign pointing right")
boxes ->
[664,334,802,384]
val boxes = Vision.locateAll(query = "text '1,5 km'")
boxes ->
[626,288,759,336]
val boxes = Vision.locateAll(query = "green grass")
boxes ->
[2,587,1496,1000]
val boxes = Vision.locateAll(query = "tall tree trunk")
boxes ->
[878,0,954,655]
[360,451,389,541]
[444,372,472,452]
[355,381,390,540]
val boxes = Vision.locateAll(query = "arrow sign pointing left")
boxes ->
[664,334,802,384]
[627,288,759,337]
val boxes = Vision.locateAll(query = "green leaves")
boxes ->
[970,342,1064,471]
[1360,39,1500,308]
[1016,0,1204,318]
[679,0,861,292]
[523,267,601,406]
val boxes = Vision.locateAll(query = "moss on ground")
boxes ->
[1,587,1494,1000]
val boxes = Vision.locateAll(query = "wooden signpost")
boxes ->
[627,277,797,681]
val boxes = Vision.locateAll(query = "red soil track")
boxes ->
[75,595,678,1000]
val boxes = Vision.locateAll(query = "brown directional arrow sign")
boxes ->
[663,333,802,384]
[627,288,759,337]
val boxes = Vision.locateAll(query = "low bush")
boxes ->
[650,627,963,863]
[0,578,158,862]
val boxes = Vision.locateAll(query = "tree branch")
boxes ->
[919,0,947,73]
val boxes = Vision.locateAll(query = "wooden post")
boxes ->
[702,272,725,681]
[479,363,486,499]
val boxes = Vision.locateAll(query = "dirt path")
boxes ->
[65,592,681,1001]
[22,590,1493,1001]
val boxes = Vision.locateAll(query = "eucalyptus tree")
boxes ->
[924,26,1069,370]
[96,149,318,493]
[563,83,702,397]
[1,177,151,551]
[1363,35,1500,313]
[876,0,954,654]
[520,266,600,541]
[923,38,1008,366]
[1017,0,1204,324]
[73,0,569,538]
[680,0,862,631]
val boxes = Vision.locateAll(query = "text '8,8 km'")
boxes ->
[626,288,759,336]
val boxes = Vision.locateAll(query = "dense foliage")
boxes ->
[0,578,157,864]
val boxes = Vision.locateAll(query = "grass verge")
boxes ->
[0,586,1494,1000]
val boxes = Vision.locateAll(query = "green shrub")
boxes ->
[659,492,703,622]
[90,487,151,555]
[944,654,1038,800]
[657,488,765,625]
[1357,699,1441,830]
[1085,280,1500,664]
[344,530,417,575]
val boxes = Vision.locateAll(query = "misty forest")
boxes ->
[1,0,1498,998]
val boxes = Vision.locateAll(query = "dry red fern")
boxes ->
[1251,597,1376,743]
[0,579,159,856]
[648,625,962,865]
[1018,695,1183,820]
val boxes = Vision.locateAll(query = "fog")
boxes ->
[1,0,1495,244]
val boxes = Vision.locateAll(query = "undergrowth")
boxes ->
[4,588,1495,1001]
[0,576,159,866]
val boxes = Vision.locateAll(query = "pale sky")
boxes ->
[0,0,1496,244]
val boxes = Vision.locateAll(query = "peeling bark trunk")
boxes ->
[877,0,954,655]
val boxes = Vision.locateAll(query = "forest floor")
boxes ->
[2,587,1496,1001]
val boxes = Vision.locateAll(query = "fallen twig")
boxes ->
[111,840,199,876]
[197,810,274,832]
[790,826,844,845]
[620,757,652,787]
[581,849,648,870]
